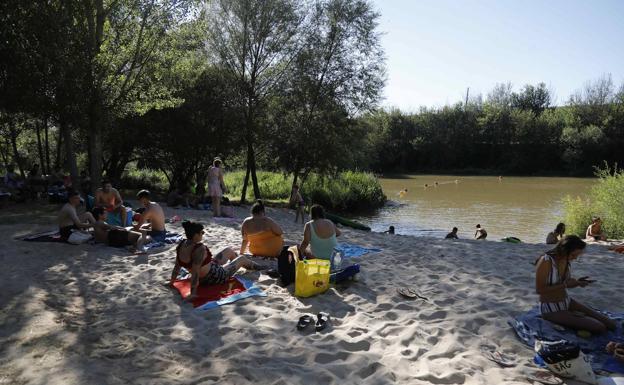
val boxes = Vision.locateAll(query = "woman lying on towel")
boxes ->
[170,220,261,302]
[535,235,616,333]
[240,200,284,257]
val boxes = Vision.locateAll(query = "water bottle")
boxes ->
[331,249,342,271]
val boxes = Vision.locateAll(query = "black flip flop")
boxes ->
[297,315,313,330]
[265,269,280,279]
[316,312,330,332]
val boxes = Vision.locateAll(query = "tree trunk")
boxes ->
[55,127,63,169]
[60,117,78,181]
[36,119,46,174]
[291,172,299,190]
[249,143,261,199]
[88,96,103,193]
[9,126,25,178]
[44,115,51,175]
[240,163,251,204]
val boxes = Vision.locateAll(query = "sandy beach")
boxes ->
[1,203,622,385]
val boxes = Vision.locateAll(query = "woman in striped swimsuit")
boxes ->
[535,235,616,333]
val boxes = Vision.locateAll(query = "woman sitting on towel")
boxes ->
[170,221,260,301]
[300,204,341,260]
[535,235,616,333]
[240,200,284,257]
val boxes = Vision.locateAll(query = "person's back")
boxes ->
[445,228,458,239]
[58,203,78,228]
[309,219,338,260]
[240,201,283,257]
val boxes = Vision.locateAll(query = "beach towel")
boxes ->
[16,230,63,243]
[142,232,184,250]
[335,243,382,259]
[106,207,133,227]
[510,306,624,374]
[172,276,266,311]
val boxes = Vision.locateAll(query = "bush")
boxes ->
[223,170,386,213]
[563,164,624,238]
[121,168,169,192]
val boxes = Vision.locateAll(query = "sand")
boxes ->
[1,202,623,385]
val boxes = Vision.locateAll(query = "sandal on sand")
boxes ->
[397,287,418,299]
[525,371,563,385]
[481,349,515,368]
[316,312,330,332]
[297,315,313,331]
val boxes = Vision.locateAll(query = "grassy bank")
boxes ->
[224,170,386,213]
[564,165,624,239]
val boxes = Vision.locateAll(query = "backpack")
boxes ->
[278,245,300,286]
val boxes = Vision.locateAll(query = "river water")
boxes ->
[356,175,594,243]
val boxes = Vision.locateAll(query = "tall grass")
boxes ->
[224,170,386,213]
[121,168,169,192]
[564,165,624,238]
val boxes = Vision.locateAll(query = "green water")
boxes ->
[356,175,594,243]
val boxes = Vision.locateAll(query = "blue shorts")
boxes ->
[149,230,167,243]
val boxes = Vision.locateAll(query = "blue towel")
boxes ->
[143,232,184,250]
[510,306,624,374]
[334,243,381,259]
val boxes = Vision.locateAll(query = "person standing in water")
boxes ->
[546,223,566,244]
[474,224,487,240]
[445,227,459,239]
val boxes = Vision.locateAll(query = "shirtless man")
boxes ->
[58,191,96,241]
[474,224,487,240]
[95,179,127,225]
[134,190,167,242]
[586,217,607,241]
[92,207,146,252]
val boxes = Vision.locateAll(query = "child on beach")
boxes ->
[92,207,147,253]
[586,217,606,241]
[289,185,305,224]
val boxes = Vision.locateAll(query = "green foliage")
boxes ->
[224,170,386,212]
[121,168,169,192]
[564,165,624,238]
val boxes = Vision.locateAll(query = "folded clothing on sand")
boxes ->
[172,276,266,311]
[142,231,183,250]
[510,306,624,374]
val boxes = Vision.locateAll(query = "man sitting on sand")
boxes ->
[95,179,127,226]
[58,191,96,241]
[134,189,167,243]
[586,217,607,241]
[240,200,284,257]
[92,207,147,252]
[445,227,459,239]
[474,224,487,240]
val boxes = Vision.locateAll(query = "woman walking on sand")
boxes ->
[208,157,226,217]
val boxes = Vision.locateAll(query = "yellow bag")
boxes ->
[295,258,330,298]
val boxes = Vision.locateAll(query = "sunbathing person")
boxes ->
[58,191,96,241]
[445,227,459,239]
[546,222,566,244]
[92,207,147,252]
[586,217,607,241]
[95,179,127,226]
[169,221,260,301]
[474,224,487,240]
[134,189,167,243]
[535,235,616,333]
[300,204,341,260]
[240,200,284,257]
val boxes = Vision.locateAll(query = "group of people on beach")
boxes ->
[170,201,340,301]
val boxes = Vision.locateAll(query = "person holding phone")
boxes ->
[535,235,616,333]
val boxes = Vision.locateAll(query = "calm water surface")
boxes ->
[356,175,594,243]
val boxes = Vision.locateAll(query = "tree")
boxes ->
[205,0,305,203]
[511,83,551,115]
[270,0,385,186]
